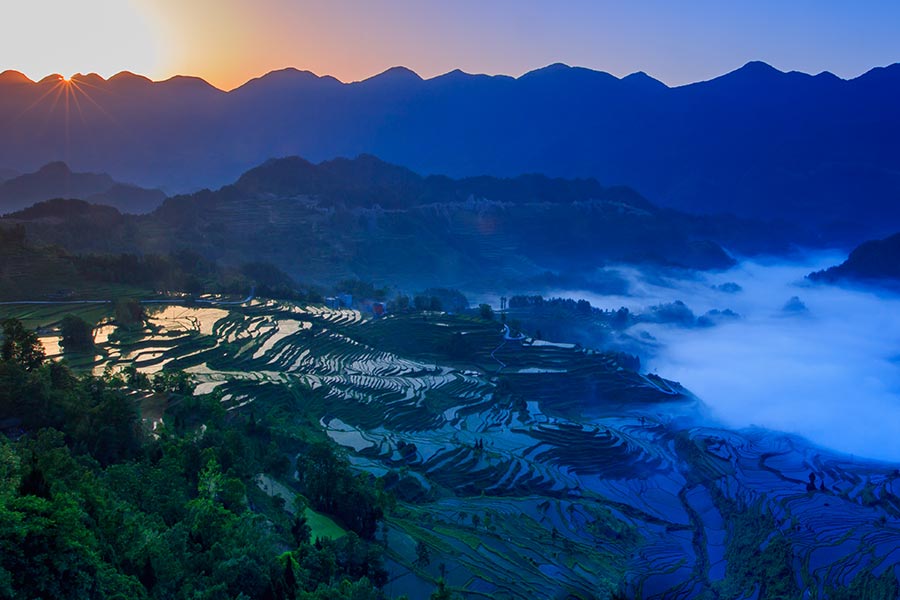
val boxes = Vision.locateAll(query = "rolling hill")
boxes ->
[1,155,751,290]
[1,62,899,242]
[0,162,166,214]
[809,231,900,285]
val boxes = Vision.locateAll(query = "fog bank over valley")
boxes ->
[554,252,900,462]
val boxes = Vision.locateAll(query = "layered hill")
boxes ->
[1,63,899,242]
[810,231,900,285]
[1,155,750,289]
[0,162,166,214]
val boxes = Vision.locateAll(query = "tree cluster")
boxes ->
[296,443,385,541]
[0,319,392,599]
[73,250,317,302]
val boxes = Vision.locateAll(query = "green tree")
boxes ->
[152,370,195,395]
[430,578,455,600]
[827,568,899,600]
[114,298,144,329]
[0,340,391,600]
[478,304,494,321]
[415,539,431,567]
[292,512,312,547]
[296,443,384,540]
[1,319,44,371]
[388,294,410,312]
[59,314,94,353]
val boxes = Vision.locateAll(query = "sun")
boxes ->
[1,0,162,80]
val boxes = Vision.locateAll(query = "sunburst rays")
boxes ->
[11,74,121,163]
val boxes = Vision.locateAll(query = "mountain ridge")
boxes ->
[3,154,757,288]
[809,232,900,285]
[2,60,899,243]
[4,60,896,92]
[0,162,166,215]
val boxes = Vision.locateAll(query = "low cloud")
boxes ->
[562,253,900,463]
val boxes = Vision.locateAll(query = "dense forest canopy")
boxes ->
[0,318,402,600]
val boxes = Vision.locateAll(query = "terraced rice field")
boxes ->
[7,299,899,598]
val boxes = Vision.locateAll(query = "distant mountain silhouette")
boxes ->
[229,154,655,211]
[1,62,899,243]
[3,155,755,288]
[809,232,900,284]
[6,197,122,221]
[0,167,18,183]
[0,162,165,215]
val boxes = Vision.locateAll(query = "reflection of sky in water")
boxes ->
[38,335,62,357]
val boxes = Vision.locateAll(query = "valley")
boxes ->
[6,296,897,598]
[3,4,899,598]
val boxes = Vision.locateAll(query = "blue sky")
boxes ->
[3,0,899,89]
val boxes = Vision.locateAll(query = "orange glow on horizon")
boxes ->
[15,73,117,148]
[3,1,898,93]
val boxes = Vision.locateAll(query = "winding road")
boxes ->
[490,324,528,371]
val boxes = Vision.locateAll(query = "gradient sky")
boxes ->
[2,0,899,90]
